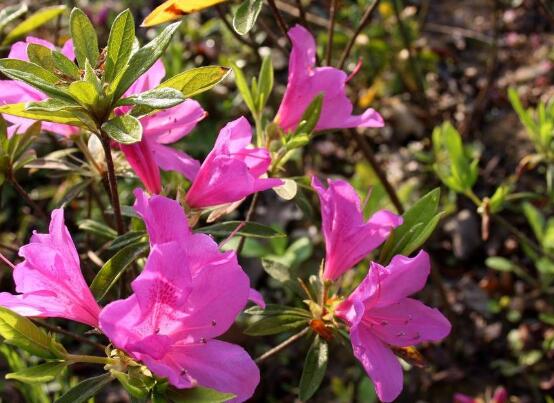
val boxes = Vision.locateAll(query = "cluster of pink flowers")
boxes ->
[0,24,451,403]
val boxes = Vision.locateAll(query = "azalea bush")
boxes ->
[0,1,552,402]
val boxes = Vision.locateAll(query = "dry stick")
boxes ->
[236,192,260,255]
[7,172,48,221]
[294,0,309,28]
[33,319,106,353]
[267,0,292,46]
[255,327,310,363]
[391,0,427,104]
[345,129,404,214]
[215,5,262,63]
[325,0,338,66]
[99,133,125,236]
[338,0,380,70]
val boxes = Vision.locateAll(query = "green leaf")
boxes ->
[6,361,67,384]
[109,231,147,251]
[233,0,263,35]
[55,373,113,403]
[0,59,73,101]
[522,202,545,242]
[0,307,64,359]
[105,9,136,83]
[0,102,94,132]
[69,8,99,68]
[485,256,515,272]
[26,98,82,113]
[166,386,235,403]
[78,219,118,239]
[90,242,150,301]
[69,81,100,110]
[111,22,181,100]
[244,310,308,336]
[273,178,297,200]
[380,188,441,264]
[196,221,286,239]
[101,115,143,144]
[231,62,256,115]
[27,44,56,72]
[118,87,185,110]
[112,370,150,399]
[261,258,294,283]
[52,51,81,80]
[294,93,323,136]
[299,336,328,401]
[0,4,28,32]
[256,55,273,111]
[2,5,66,45]
[159,66,230,98]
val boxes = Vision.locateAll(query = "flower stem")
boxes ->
[66,354,115,366]
[7,170,48,221]
[255,327,310,363]
[33,319,106,353]
[325,0,338,66]
[99,132,125,235]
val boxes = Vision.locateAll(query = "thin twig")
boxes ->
[325,0,338,66]
[267,0,291,46]
[99,133,125,235]
[255,327,310,363]
[237,193,260,255]
[294,0,309,28]
[8,172,48,221]
[215,5,262,62]
[346,129,405,214]
[33,319,106,353]
[338,0,380,69]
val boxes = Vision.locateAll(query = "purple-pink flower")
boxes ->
[454,387,508,403]
[274,25,384,133]
[119,60,206,194]
[312,176,402,281]
[1,37,79,137]
[335,251,451,402]
[185,117,282,209]
[0,209,101,327]
[100,189,260,401]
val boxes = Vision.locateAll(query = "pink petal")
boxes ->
[366,298,451,347]
[61,39,75,61]
[0,209,100,327]
[213,116,254,154]
[248,289,266,308]
[125,59,166,96]
[133,188,191,245]
[164,340,260,402]
[350,325,404,402]
[142,99,206,143]
[120,140,162,194]
[312,177,402,280]
[150,143,200,182]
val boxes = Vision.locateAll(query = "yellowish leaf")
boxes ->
[142,0,228,27]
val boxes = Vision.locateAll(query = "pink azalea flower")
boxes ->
[454,387,508,403]
[185,117,283,209]
[312,176,402,281]
[274,24,384,133]
[0,209,101,327]
[100,190,260,402]
[1,37,79,137]
[335,251,451,402]
[119,60,207,194]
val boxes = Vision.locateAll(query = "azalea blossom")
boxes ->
[335,251,451,402]
[0,37,79,137]
[185,117,282,209]
[0,209,101,327]
[100,189,260,401]
[312,176,402,281]
[454,387,508,403]
[119,60,206,194]
[274,25,384,133]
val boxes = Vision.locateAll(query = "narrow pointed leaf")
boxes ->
[117,87,185,109]
[105,9,135,83]
[55,373,113,403]
[233,0,263,35]
[69,8,99,68]
[299,336,328,401]
[159,65,230,98]
[2,5,66,45]
[196,221,285,238]
[0,102,92,129]
[52,51,81,80]
[166,386,235,403]
[6,361,67,384]
[0,4,28,32]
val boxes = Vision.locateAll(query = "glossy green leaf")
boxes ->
[69,8,99,68]
[299,336,328,401]
[78,219,118,239]
[160,66,230,98]
[233,0,263,35]
[27,44,56,72]
[109,231,147,251]
[0,59,73,101]
[196,221,286,239]
[231,62,256,115]
[294,93,323,136]
[118,87,185,110]
[101,115,143,144]
[0,307,63,359]
[244,307,309,336]
[52,51,81,80]
[0,4,28,32]
[105,9,135,83]
[111,22,181,100]
[256,55,273,111]
[69,81,100,110]
[91,242,150,301]
[6,361,67,384]
[2,5,66,45]
[55,373,113,403]
[166,386,235,403]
